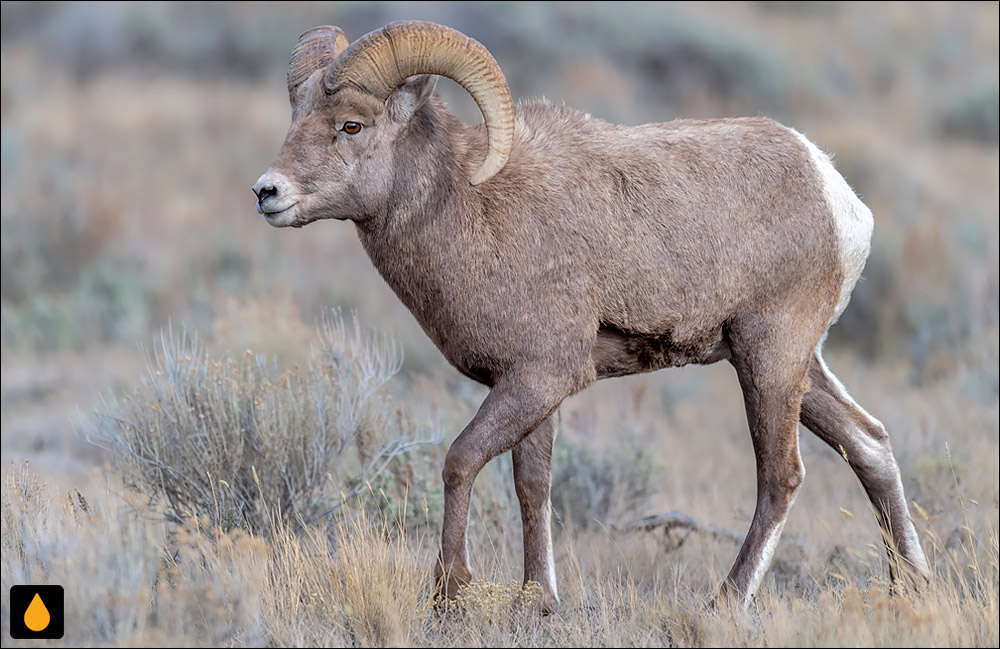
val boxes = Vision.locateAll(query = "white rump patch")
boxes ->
[792,130,874,325]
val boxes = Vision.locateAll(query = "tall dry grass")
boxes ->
[2,453,996,647]
[2,316,997,646]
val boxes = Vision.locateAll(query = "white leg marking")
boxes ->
[744,446,804,606]
[815,348,895,473]
[813,346,929,575]
[542,499,558,600]
[745,521,787,606]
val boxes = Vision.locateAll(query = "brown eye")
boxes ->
[342,122,362,134]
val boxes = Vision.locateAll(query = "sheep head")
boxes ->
[253,21,515,228]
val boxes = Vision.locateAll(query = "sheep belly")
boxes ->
[592,322,730,379]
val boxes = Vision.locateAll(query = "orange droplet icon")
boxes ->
[24,592,51,632]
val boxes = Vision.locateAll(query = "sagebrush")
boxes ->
[85,313,431,534]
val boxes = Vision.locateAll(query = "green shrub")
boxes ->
[942,82,1000,145]
[551,435,660,530]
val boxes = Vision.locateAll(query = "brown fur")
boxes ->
[254,50,929,611]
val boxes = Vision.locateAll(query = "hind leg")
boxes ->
[718,317,813,607]
[800,349,930,586]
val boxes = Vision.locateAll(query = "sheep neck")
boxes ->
[354,101,481,341]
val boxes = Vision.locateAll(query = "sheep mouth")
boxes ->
[258,202,300,226]
[257,201,297,215]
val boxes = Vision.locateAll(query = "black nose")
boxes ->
[253,184,278,201]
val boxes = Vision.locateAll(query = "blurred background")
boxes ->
[1,0,997,542]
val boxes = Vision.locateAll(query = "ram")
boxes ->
[253,21,929,612]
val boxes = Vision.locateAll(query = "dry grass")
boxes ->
[2,451,996,647]
[1,2,997,646]
[4,320,998,646]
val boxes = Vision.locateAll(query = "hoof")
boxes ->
[712,581,751,612]
[535,590,560,616]
[434,561,473,602]
[519,581,559,616]
[889,562,931,597]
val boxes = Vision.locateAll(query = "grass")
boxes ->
[1,2,997,646]
[2,447,996,646]
[3,317,998,646]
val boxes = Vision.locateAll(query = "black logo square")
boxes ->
[9,585,64,639]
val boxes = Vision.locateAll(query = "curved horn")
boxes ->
[325,21,514,185]
[288,25,349,96]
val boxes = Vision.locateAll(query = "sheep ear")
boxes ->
[386,74,437,123]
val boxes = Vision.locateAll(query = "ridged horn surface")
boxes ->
[288,25,349,96]
[325,21,514,185]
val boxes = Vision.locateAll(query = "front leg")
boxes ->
[435,373,570,602]
[513,412,559,613]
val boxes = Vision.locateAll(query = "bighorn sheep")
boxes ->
[253,21,930,611]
